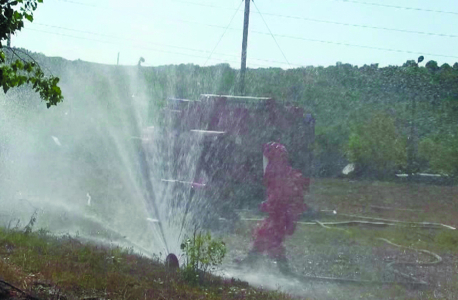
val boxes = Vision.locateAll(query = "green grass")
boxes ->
[1,178,457,299]
[0,227,298,299]
[226,178,458,299]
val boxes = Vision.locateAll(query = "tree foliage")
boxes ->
[14,52,458,177]
[346,112,407,177]
[418,136,458,175]
[137,59,457,177]
[0,0,63,107]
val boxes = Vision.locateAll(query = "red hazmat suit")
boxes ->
[251,142,310,259]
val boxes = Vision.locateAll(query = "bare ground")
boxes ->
[221,179,458,300]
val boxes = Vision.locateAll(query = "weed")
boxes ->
[0,227,296,299]
[180,229,227,285]
[23,210,38,235]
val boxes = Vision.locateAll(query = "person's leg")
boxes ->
[240,247,262,266]
[267,235,291,275]
[235,220,269,266]
[276,255,291,275]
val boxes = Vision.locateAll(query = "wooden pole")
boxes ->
[239,0,251,96]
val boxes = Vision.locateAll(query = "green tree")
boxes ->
[418,137,458,176]
[425,60,439,72]
[346,111,407,177]
[1,0,63,107]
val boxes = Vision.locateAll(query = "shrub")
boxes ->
[346,111,407,177]
[180,231,226,284]
[418,136,458,176]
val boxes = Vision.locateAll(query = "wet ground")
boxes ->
[222,219,458,300]
[220,179,458,299]
[1,179,456,299]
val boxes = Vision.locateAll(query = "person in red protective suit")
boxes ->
[240,142,310,273]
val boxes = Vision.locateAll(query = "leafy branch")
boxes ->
[0,0,63,107]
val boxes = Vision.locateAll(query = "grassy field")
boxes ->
[223,178,458,300]
[0,178,457,299]
[0,229,295,300]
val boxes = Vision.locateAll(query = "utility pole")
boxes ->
[117,52,120,65]
[239,0,251,96]
[407,56,424,179]
[407,93,417,177]
[7,33,11,47]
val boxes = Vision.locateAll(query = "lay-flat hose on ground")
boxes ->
[337,214,456,230]
[242,215,456,230]
[375,237,442,286]
[282,236,442,286]
[239,212,450,286]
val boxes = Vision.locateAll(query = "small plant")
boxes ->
[180,230,226,284]
[23,210,38,235]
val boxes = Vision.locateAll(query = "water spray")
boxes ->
[136,135,170,254]
[125,90,170,255]
[176,129,225,244]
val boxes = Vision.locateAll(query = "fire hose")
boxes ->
[240,210,453,286]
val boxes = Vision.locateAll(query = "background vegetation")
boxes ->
[16,52,457,179]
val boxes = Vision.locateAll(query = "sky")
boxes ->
[11,0,458,69]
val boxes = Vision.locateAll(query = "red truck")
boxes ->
[143,94,315,230]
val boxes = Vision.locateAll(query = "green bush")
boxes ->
[346,111,407,177]
[180,231,226,284]
[418,136,458,176]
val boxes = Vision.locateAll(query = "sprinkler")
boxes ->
[165,253,179,271]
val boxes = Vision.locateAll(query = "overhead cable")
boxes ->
[23,28,277,67]
[33,23,299,66]
[252,1,291,67]
[53,0,458,39]
[203,0,243,65]
[335,0,458,16]
[265,32,458,59]
[169,0,458,16]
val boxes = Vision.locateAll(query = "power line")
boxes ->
[52,0,458,39]
[165,19,458,60]
[334,0,458,16]
[258,13,458,39]
[173,17,458,40]
[27,22,458,68]
[32,23,298,66]
[34,23,223,55]
[35,23,126,39]
[169,0,458,16]
[25,28,119,44]
[22,28,278,68]
[169,0,236,11]
[53,0,96,7]
[203,0,243,66]
[265,32,458,59]
[25,3,458,63]
[252,1,290,67]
